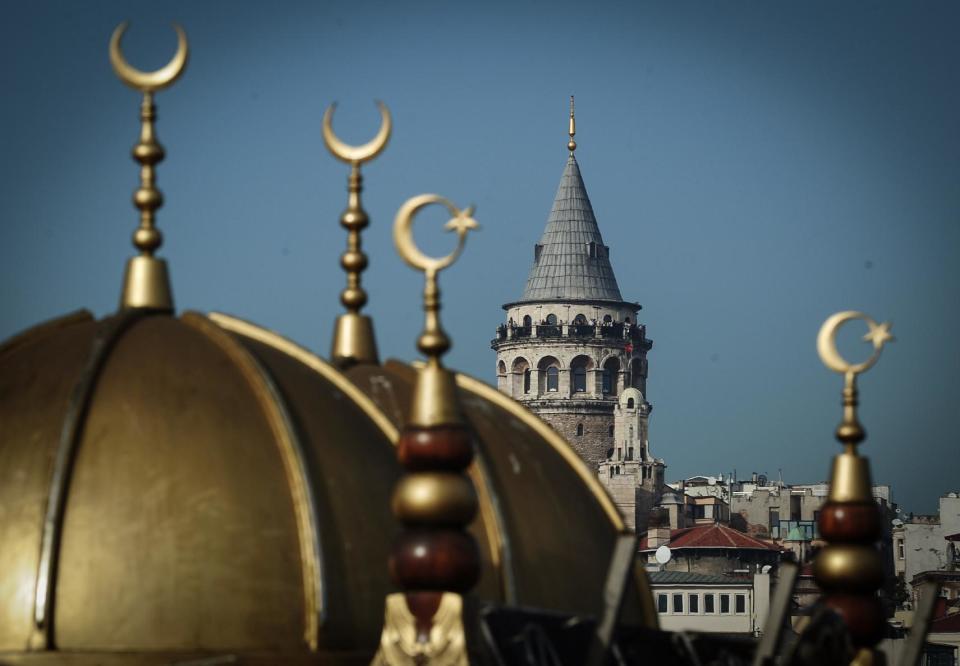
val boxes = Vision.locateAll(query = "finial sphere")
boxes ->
[110,22,189,93]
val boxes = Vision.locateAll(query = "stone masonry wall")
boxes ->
[537,411,613,469]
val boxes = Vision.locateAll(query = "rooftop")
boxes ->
[648,571,752,586]
[640,523,782,552]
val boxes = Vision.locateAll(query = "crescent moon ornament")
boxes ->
[817,311,894,376]
[394,194,478,276]
[110,22,189,93]
[322,101,392,164]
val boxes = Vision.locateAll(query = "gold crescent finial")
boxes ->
[393,194,478,427]
[109,22,189,93]
[322,101,392,165]
[110,22,189,311]
[568,95,577,154]
[817,311,894,378]
[394,195,478,277]
[323,101,393,368]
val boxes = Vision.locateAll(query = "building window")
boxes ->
[627,398,635,409]
[573,365,587,392]
[608,425,614,437]
[546,313,558,325]
[897,540,905,560]
[603,314,612,323]
[735,594,746,614]
[546,366,559,392]
[672,594,683,614]
[720,594,730,614]
[573,314,587,325]
[602,369,612,394]
[523,369,531,394]
[627,447,634,461]
[688,594,699,614]
[657,594,668,613]
[617,447,622,460]
[576,423,584,437]
[704,594,715,614]
[523,315,532,327]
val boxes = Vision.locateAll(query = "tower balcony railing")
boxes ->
[494,322,647,344]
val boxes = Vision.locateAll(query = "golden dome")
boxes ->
[0,308,399,660]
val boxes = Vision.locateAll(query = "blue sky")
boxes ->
[2,1,958,513]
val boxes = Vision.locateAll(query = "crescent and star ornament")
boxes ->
[322,101,392,165]
[817,311,894,377]
[394,195,478,276]
[109,22,189,93]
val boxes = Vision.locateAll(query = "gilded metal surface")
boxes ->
[0,314,96,650]
[182,313,323,650]
[568,95,577,153]
[815,312,893,502]
[372,593,467,666]
[109,22,188,92]
[207,312,401,648]
[392,473,479,525]
[393,195,478,427]
[811,545,885,591]
[110,22,188,311]
[53,316,305,650]
[322,101,392,368]
[30,312,143,650]
[207,312,398,441]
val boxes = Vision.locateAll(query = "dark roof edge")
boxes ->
[502,298,642,312]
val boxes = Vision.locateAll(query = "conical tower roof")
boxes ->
[519,154,624,303]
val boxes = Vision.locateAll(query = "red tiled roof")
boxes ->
[931,612,960,634]
[640,523,782,552]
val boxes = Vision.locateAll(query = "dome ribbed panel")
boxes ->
[520,155,623,302]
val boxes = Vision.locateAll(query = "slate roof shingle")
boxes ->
[519,155,624,303]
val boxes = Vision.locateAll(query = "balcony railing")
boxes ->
[494,322,648,345]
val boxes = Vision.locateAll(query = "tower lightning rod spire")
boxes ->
[568,95,577,154]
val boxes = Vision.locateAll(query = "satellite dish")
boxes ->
[655,545,672,565]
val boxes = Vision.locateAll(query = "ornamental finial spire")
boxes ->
[110,22,189,311]
[568,95,577,154]
[322,101,392,368]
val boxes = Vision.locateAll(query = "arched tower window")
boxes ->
[570,355,593,395]
[545,313,557,325]
[627,397,635,409]
[603,314,612,323]
[511,357,530,396]
[523,314,532,327]
[608,425,614,437]
[573,314,587,325]
[523,369,531,393]
[573,366,586,393]
[576,423,584,437]
[497,360,506,375]
[602,357,620,396]
[631,358,644,390]
[546,366,559,392]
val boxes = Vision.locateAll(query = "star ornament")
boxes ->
[445,205,479,238]
[863,320,894,350]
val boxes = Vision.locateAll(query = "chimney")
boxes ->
[646,508,672,548]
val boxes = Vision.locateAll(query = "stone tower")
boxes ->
[491,98,654,470]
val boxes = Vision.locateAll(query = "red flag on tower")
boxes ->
[624,343,633,355]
